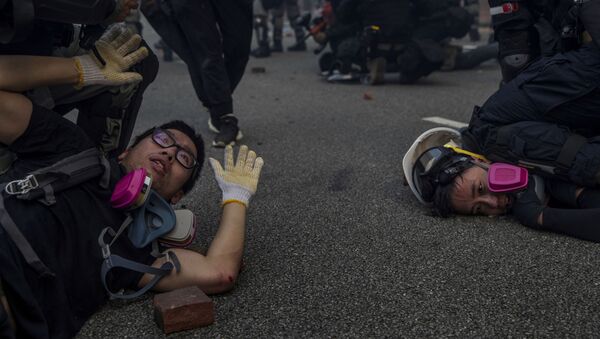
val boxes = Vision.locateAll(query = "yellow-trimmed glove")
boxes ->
[209,145,264,208]
[73,25,148,88]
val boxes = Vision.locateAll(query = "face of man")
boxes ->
[450,166,512,216]
[118,128,197,203]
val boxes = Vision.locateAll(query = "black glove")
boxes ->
[511,179,545,229]
[545,179,578,207]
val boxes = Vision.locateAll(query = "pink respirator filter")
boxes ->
[110,168,153,209]
[487,163,529,193]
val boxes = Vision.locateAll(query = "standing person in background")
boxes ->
[487,0,600,83]
[272,0,307,52]
[141,0,252,147]
[463,0,481,41]
[251,0,283,58]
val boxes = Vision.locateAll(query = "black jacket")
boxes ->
[462,43,600,187]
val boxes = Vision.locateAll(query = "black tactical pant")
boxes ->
[464,43,600,187]
[142,0,253,123]
[488,0,600,82]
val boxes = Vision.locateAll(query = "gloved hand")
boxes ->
[73,25,148,88]
[313,32,328,45]
[209,145,264,207]
[511,178,545,229]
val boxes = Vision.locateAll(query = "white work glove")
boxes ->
[209,145,264,208]
[73,25,148,88]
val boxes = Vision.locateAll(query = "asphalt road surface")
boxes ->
[77,25,600,338]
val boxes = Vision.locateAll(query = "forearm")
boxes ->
[206,202,247,273]
[0,56,79,92]
[542,207,600,242]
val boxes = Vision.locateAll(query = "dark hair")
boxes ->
[130,120,204,194]
[431,162,474,217]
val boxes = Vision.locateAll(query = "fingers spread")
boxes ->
[251,157,264,179]
[244,150,257,173]
[99,25,122,44]
[224,145,234,171]
[123,46,149,68]
[118,34,142,56]
[235,145,249,171]
[110,27,134,49]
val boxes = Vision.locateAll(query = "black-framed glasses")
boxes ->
[152,128,198,169]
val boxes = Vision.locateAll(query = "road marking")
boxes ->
[423,117,468,129]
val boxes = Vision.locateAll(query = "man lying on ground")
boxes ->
[404,41,600,242]
[0,28,264,339]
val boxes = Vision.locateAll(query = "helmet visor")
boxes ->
[412,147,471,203]
[412,147,447,203]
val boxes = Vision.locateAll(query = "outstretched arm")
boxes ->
[0,26,148,145]
[0,56,80,145]
[142,203,248,294]
[142,145,264,294]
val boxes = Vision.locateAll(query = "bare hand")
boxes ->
[114,0,140,22]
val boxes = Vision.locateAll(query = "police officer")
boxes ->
[488,0,600,82]
[460,0,600,184]
[272,0,307,51]
[319,0,472,84]
[251,0,284,58]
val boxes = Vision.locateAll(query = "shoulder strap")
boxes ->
[4,148,110,204]
[0,148,109,277]
[0,188,54,278]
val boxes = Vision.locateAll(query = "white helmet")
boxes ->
[402,127,462,205]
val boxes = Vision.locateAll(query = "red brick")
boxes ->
[153,286,214,334]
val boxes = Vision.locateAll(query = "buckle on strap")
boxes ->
[98,227,117,260]
[490,3,520,16]
[4,175,39,195]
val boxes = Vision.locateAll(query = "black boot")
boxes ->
[287,40,307,51]
[251,42,271,58]
[271,40,283,52]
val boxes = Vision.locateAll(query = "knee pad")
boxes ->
[497,28,537,57]
[495,27,537,82]
[500,53,531,82]
[581,0,600,49]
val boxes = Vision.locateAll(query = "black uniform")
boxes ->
[325,0,471,81]
[141,0,253,125]
[462,43,600,188]
[488,0,600,82]
[0,105,154,338]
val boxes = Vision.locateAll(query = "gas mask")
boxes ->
[110,168,184,248]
